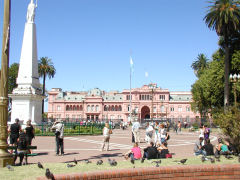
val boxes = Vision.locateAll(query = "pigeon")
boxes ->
[215,154,220,162]
[108,158,117,166]
[209,157,215,163]
[96,160,103,165]
[6,164,14,171]
[225,155,233,159]
[84,160,92,164]
[141,158,145,163]
[152,160,161,167]
[45,168,55,180]
[174,159,187,164]
[201,156,207,162]
[74,158,78,165]
[67,164,75,168]
[38,162,44,169]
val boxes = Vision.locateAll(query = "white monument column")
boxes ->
[9,0,43,125]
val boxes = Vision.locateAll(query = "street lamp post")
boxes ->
[229,74,240,107]
[0,0,14,167]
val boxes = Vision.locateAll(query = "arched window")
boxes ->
[119,105,122,111]
[76,105,80,111]
[111,105,115,111]
[104,105,107,111]
[80,105,83,111]
[91,105,94,112]
[96,105,99,112]
[87,105,90,112]
[73,105,77,111]
[66,105,70,111]
[115,105,118,111]
[70,105,73,111]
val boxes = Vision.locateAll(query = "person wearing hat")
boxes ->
[8,118,22,153]
[51,120,64,156]
[194,135,206,156]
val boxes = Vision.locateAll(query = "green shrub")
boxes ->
[213,106,240,153]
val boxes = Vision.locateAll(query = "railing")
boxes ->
[34,122,105,136]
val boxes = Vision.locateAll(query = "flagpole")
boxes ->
[130,57,132,123]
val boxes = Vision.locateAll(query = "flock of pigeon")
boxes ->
[5,154,240,180]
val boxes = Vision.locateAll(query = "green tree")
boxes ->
[38,57,56,115]
[204,0,240,108]
[8,63,19,94]
[191,51,225,117]
[191,53,209,77]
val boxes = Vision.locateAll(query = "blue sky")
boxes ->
[0,0,219,93]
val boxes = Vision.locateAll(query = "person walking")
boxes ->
[51,120,64,156]
[24,120,35,154]
[101,123,111,151]
[145,122,154,143]
[8,118,22,153]
[177,121,181,134]
[132,119,141,143]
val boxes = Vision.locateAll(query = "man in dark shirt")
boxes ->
[8,118,22,153]
[143,142,158,159]
[202,138,214,156]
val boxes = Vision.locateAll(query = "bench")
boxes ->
[8,146,37,165]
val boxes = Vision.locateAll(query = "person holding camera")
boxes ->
[51,120,64,156]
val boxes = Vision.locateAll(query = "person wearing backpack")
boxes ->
[14,132,28,165]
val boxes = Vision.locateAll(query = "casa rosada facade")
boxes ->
[48,83,200,123]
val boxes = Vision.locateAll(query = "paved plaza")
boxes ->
[24,128,218,164]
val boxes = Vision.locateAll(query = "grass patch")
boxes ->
[0,156,239,180]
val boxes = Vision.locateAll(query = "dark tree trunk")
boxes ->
[224,31,230,111]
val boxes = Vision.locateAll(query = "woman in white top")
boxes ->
[154,122,160,144]
[159,124,167,144]
[101,123,111,151]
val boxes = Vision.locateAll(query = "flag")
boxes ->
[130,56,134,73]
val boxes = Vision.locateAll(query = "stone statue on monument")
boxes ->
[26,0,38,23]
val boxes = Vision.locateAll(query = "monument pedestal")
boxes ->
[10,93,43,125]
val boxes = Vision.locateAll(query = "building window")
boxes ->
[57,114,61,118]
[96,115,99,120]
[87,115,90,120]
[159,95,165,100]
[87,105,90,112]
[186,106,190,112]
[139,95,141,100]
[153,107,156,113]
[77,114,81,119]
[128,105,130,112]
[118,115,121,119]
[135,107,138,113]
[161,105,164,112]
[96,105,99,112]
[178,116,182,122]
[57,106,61,111]
[66,114,69,118]
[119,105,122,111]
[170,107,174,112]
[178,106,182,112]
[186,116,190,122]
[110,115,114,120]
[126,95,132,100]
[91,105,94,112]
[72,115,76,119]
[91,115,94,120]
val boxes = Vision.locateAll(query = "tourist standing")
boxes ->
[101,123,111,151]
[145,122,154,143]
[24,120,35,153]
[132,120,141,143]
[177,121,181,134]
[159,124,167,144]
[203,124,210,140]
[51,120,64,156]
[8,118,22,153]
[154,122,160,144]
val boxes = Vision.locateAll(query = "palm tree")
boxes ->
[204,0,240,109]
[38,57,56,116]
[191,53,209,77]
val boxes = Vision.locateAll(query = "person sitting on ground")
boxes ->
[194,136,206,156]
[124,143,142,161]
[215,138,230,156]
[142,141,158,160]
[157,142,169,158]
[202,138,214,156]
[14,132,28,166]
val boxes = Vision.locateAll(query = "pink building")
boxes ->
[48,83,199,123]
